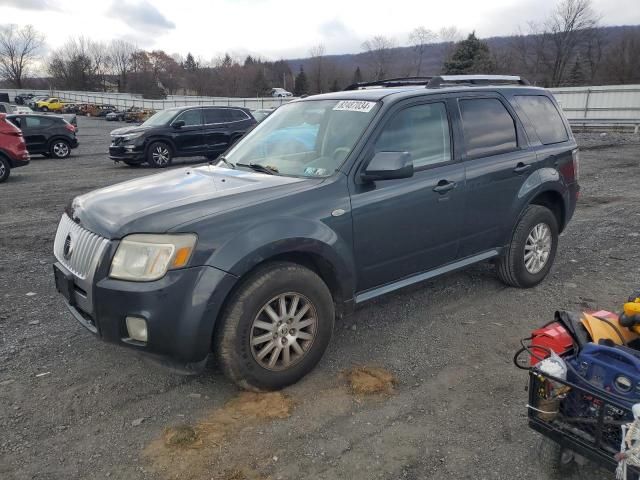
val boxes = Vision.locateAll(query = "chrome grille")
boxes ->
[54,214,109,280]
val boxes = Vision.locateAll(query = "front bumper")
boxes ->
[109,144,145,162]
[54,261,238,364]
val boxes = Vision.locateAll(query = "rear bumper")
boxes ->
[70,138,79,149]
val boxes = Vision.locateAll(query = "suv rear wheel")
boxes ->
[50,139,71,158]
[215,262,334,391]
[147,141,172,168]
[497,205,558,288]
[0,157,10,183]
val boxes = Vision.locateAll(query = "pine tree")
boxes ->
[253,69,269,96]
[294,66,308,96]
[352,66,363,85]
[567,56,585,86]
[443,32,495,74]
[184,53,198,72]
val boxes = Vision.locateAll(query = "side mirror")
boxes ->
[172,120,185,129]
[361,151,414,182]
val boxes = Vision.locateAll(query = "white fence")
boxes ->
[2,89,295,110]
[3,84,640,120]
[549,84,640,120]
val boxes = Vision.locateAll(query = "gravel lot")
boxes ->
[1,117,639,480]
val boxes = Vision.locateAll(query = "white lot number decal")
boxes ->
[333,100,376,113]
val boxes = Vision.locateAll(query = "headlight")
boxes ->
[110,234,197,281]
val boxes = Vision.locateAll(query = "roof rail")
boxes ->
[343,76,433,91]
[426,75,530,88]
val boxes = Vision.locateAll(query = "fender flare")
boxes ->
[206,216,357,303]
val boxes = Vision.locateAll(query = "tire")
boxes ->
[215,261,335,391]
[147,141,172,168]
[537,438,578,475]
[50,139,71,159]
[41,107,48,112]
[497,205,558,288]
[0,157,10,183]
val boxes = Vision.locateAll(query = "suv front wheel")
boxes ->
[215,262,335,391]
[497,205,559,288]
[147,141,172,168]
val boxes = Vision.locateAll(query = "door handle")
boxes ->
[513,163,532,174]
[433,180,456,194]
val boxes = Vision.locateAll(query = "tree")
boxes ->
[0,25,45,88]
[309,44,326,93]
[183,52,198,71]
[109,40,135,92]
[534,0,600,86]
[252,68,269,96]
[603,29,640,84]
[48,37,101,91]
[361,36,396,80]
[443,32,495,74]
[352,66,363,85]
[409,27,436,76]
[330,78,340,92]
[566,56,585,85]
[294,66,308,96]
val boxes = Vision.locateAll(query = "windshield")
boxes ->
[225,99,380,177]
[142,109,178,127]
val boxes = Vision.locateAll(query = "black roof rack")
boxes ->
[426,75,530,88]
[343,76,433,91]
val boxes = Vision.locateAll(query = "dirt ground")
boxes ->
[1,117,639,480]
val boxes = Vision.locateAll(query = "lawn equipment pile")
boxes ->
[516,293,640,478]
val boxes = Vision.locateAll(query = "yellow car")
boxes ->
[36,97,65,112]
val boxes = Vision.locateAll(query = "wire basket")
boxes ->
[528,368,640,474]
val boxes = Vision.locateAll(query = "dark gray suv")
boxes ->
[53,75,579,390]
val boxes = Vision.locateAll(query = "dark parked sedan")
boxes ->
[7,114,78,158]
[109,105,256,167]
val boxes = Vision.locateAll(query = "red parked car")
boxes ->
[0,113,29,182]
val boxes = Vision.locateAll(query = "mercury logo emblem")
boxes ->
[63,234,73,260]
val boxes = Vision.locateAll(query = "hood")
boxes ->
[68,165,314,239]
[110,124,152,136]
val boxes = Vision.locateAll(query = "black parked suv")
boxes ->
[109,105,256,168]
[7,114,78,158]
[53,75,579,390]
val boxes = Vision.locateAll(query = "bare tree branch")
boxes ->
[0,24,45,88]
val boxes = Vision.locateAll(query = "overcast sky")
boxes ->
[1,0,639,61]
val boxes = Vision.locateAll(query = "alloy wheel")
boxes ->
[53,142,69,158]
[152,146,170,166]
[250,292,318,371]
[524,222,552,274]
[0,161,6,179]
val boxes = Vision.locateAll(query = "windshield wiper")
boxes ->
[236,162,278,175]
[215,155,235,169]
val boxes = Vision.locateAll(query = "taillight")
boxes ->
[571,148,580,182]
[64,123,76,133]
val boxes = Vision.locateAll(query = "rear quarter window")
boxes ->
[459,98,518,158]
[228,109,249,121]
[514,95,568,145]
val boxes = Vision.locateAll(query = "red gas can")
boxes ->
[530,322,574,365]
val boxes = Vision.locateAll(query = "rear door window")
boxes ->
[203,108,227,124]
[459,98,518,158]
[24,116,55,128]
[375,102,452,168]
[515,95,568,145]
